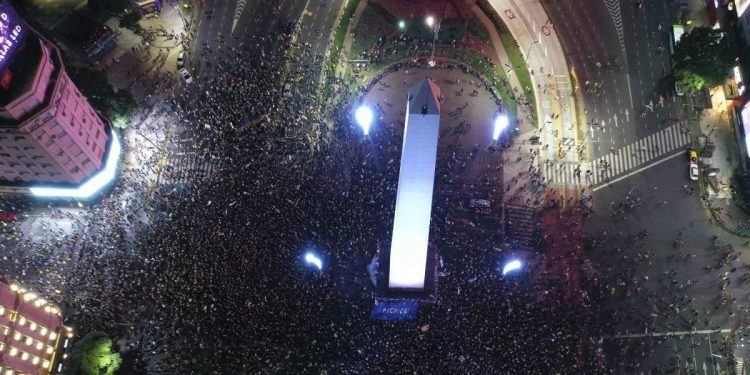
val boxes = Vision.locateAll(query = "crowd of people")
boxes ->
[0,7,726,374]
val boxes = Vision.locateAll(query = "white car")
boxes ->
[176,52,185,68]
[689,162,699,181]
[675,82,685,97]
[179,68,193,84]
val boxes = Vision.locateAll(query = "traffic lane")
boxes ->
[588,154,740,327]
[621,0,672,115]
[195,0,236,52]
[311,0,343,53]
[543,0,619,80]
[603,331,733,374]
[233,0,302,39]
[542,0,637,156]
[287,0,342,89]
[296,0,341,57]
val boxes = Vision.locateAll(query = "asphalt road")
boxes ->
[190,0,341,78]
[542,0,682,160]
[586,150,748,372]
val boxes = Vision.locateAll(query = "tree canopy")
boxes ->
[87,0,132,14]
[70,68,138,128]
[65,331,122,375]
[672,27,734,91]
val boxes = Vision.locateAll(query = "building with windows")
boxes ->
[0,1,117,196]
[0,279,72,375]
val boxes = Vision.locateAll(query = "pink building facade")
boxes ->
[0,31,110,187]
[0,279,71,375]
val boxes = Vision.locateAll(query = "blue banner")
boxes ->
[370,300,419,321]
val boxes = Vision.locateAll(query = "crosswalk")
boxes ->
[544,122,691,187]
[160,152,226,186]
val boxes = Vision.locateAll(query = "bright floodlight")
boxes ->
[425,16,435,27]
[304,252,323,270]
[502,259,523,276]
[493,114,510,140]
[398,20,406,30]
[30,130,122,199]
[355,105,374,135]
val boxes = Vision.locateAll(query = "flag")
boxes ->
[370,300,419,321]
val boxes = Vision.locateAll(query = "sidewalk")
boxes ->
[486,0,583,186]
[100,4,190,103]
[699,101,750,237]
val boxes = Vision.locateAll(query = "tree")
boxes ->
[70,68,138,128]
[66,331,122,375]
[88,0,132,14]
[672,27,734,91]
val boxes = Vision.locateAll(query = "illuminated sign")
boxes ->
[0,1,26,72]
[742,104,750,158]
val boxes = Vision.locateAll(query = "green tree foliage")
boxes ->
[672,27,734,91]
[65,331,122,375]
[119,8,143,32]
[70,68,138,128]
[87,0,132,14]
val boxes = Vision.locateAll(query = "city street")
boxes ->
[0,0,748,373]
[587,148,747,372]
[542,0,683,159]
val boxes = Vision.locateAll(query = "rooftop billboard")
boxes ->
[0,1,27,72]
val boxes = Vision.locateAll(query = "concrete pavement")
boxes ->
[487,0,582,191]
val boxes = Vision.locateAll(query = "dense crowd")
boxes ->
[0,26,617,375]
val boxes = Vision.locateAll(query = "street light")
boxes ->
[425,15,441,67]
[501,259,523,276]
[398,20,406,30]
[355,105,374,135]
[304,252,323,270]
[493,114,510,140]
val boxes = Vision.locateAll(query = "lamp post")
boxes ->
[425,16,440,67]
[493,114,510,141]
[524,40,539,64]
[355,105,374,135]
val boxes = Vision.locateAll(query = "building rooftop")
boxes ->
[0,279,70,375]
[0,36,42,108]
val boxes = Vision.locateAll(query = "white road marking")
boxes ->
[606,329,732,339]
[593,150,683,192]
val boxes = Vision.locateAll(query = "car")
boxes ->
[176,52,185,68]
[675,82,685,97]
[469,199,491,209]
[687,148,697,162]
[179,68,192,84]
[689,162,699,181]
